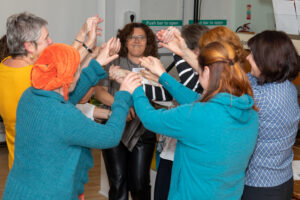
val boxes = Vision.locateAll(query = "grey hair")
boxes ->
[181,24,209,50]
[6,12,48,57]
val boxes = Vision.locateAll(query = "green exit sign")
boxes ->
[189,19,227,26]
[142,20,182,26]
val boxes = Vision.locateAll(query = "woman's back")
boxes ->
[162,92,259,199]
[246,75,300,187]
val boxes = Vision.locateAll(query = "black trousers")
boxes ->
[242,177,293,200]
[102,131,156,200]
[154,158,173,200]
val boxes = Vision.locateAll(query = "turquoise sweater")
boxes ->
[132,73,259,200]
[3,59,133,200]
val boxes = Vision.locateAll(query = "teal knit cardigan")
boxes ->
[3,59,133,200]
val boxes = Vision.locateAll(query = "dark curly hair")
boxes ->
[117,23,159,58]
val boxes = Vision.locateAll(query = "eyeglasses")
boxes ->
[128,35,146,42]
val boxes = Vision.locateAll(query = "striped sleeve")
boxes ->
[143,84,173,101]
[174,54,203,93]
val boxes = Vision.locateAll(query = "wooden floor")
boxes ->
[2,139,300,199]
[0,145,107,200]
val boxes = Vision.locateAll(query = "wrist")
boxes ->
[82,43,93,53]
[107,110,112,119]
[85,39,94,48]
[74,39,93,54]
[157,70,165,77]
[77,30,86,39]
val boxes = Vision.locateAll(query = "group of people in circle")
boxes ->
[0,11,299,200]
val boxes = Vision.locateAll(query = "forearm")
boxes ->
[159,72,200,104]
[132,87,185,140]
[93,107,111,119]
[73,39,94,63]
[65,92,132,149]
[181,50,199,71]
[143,84,173,101]
[69,59,107,104]
[174,55,202,93]
[94,85,114,106]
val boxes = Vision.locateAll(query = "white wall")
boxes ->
[99,0,140,41]
[0,0,98,45]
[235,0,275,33]
[0,0,277,45]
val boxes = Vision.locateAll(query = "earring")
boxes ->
[30,54,34,59]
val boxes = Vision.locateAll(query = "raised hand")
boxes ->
[86,15,103,49]
[140,69,159,83]
[96,37,119,66]
[119,72,142,94]
[109,65,130,84]
[156,26,180,44]
[109,38,121,56]
[158,32,188,57]
[73,15,103,60]
[139,56,166,77]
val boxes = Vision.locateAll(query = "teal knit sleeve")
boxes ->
[69,59,107,105]
[159,72,200,104]
[132,86,192,140]
[62,91,132,149]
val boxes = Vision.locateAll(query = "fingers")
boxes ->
[124,73,142,88]
[110,65,120,71]
[162,28,174,43]
[103,54,119,66]
[139,57,152,71]
[109,66,124,81]
[172,27,181,35]
[108,38,121,58]
[126,113,132,122]
[106,37,115,47]
[96,37,120,66]
[156,30,165,41]
[119,72,142,94]
[115,38,121,53]
[158,42,171,51]
[140,69,159,82]
[96,27,103,36]
[124,72,142,83]
[140,56,165,77]
[140,56,158,71]
[97,17,104,24]
[174,31,183,42]
[130,107,136,119]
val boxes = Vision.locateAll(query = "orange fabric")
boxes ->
[31,43,80,100]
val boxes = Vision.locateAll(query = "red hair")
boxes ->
[198,42,257,110]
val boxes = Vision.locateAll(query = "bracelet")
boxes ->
[74,39,83,43]
[82,43,93,53]
[74,39,93,53]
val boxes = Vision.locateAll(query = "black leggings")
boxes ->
[102,131,156,200]
[154,158,173,200]
[242,177,293,200]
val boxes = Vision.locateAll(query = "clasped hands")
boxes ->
[119,56,166,94]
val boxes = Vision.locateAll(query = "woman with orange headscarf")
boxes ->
[0,12,103,170]
[2,41,137,200]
